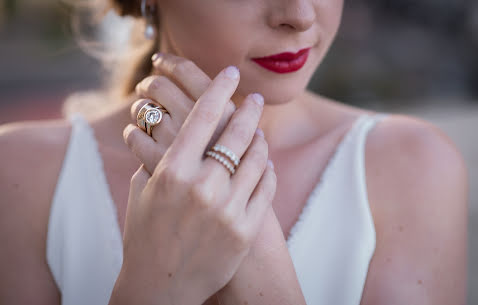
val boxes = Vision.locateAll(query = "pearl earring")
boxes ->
[141,0,157,40]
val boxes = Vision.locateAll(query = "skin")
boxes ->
[119,58,307,305]
[0,0,469,304]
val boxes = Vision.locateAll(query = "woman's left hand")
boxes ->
[125,52,306,305]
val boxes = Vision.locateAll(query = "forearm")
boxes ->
[109,264,202,305]
[216,206,306,305]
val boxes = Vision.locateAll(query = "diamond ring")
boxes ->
[136,102,169,137]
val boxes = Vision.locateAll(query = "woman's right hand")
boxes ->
[113,64,277,305]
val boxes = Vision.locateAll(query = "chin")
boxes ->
[265,90,305,106]
[237,76,307,106]
[237,86,303,107]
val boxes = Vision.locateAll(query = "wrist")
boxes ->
[109,265,200,305]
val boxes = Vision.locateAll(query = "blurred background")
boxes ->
[1,0,477,302]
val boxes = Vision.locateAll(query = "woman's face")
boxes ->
[156,0,344,105]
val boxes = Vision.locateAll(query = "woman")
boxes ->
[0,0,468,304]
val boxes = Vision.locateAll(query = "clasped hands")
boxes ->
[119,52,297,305]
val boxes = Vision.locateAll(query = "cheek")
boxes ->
[164,3,251,78]
[324,1,344,36]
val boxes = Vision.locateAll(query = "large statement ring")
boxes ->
[205,144,241,175]
[136,102,169,137]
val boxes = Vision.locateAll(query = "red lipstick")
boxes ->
[251,47,310,73]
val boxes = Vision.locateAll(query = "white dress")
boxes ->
[46,111,389,305]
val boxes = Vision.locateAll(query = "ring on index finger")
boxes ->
[136,102,169,137]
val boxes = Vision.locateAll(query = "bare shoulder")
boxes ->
[0,118,72,304]
[0,118,72,208]
[360,113,468,305]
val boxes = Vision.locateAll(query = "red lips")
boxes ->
[251,47,310,73]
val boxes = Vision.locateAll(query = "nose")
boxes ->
[267,0,316,32]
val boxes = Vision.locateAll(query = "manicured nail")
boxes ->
[151,52,163,62]
[255,128,264,138]
[123,124,136,142]
[224,66,240,80]
[267,159,274,169]
[252,93,264,106]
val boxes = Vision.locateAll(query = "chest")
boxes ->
[101,127,345,242]
[99,130,347,305]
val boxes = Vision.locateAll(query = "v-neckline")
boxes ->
[284,114,369,247]
[72,112,369,255]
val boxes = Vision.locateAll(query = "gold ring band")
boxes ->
[205,151,236,175]
[136,102,169,137]
[205,143,241,176]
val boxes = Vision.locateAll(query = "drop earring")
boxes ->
[141,0,157,40]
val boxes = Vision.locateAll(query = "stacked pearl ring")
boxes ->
[205,143,241,175]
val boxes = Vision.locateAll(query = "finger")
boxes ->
[203,92,264,180]
[126,164,151,231]
[165,66,241,165]
[152,53,213,100]
[130,164,151,195]
[135,75,195,126]
[243,163,277,238]
[123,124,166,175]
[151,53,237,129]
[226,132,269,214]
[130,98,175,143]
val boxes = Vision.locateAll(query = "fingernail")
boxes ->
[151,52,163,62]
[255,128,264,138]
[252,93,264,106]
[267,159,274,169]
[224,66,240,80]
[123,124,136,142]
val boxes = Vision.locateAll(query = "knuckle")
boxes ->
[124,127,138,147]
[218,208,237,230]
[197,104,221,124]
[157,165,189,189]
[250,137,268,165]
[229,120,250,146]
[145,76,167,93]
[232,227,250,250]
[173,60,196,78]
[190,181,216,208]
[139,75,157,92]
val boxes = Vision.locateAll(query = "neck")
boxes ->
[88,85,319,159]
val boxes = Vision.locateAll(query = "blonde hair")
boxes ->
[61,0,159,118]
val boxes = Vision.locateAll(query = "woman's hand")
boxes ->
[123,53,305,305]
[117,59,277,305]
[125,55,237,175]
